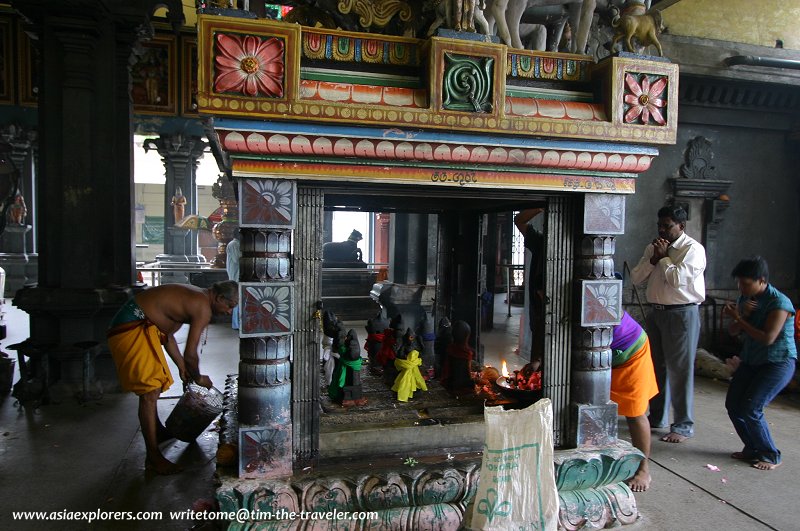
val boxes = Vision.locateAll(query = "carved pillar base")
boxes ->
[0,225,33,296]
[216,457,478,530]
[155,227,208,283]
[213,441,643,530]
[555,442,643,530]
[12,286,132,395]
[238,336,292,480]
[0,253,29,297]
[1,224,31,254]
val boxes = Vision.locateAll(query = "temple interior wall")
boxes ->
[617,111,800,296]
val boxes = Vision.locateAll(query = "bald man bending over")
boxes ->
[107,281,238,474]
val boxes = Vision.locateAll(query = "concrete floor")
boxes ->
[1,297,799,530]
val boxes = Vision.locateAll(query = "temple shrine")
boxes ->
[194,9,676,529]
[5,1,800,530]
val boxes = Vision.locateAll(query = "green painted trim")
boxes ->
[505,86,594,102]
[301,67,422,88]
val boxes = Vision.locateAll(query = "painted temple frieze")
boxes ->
[197,16,678,190]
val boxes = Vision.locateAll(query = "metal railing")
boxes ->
[136,262,221,287]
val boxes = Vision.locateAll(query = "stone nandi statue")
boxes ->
[322,229,366,268]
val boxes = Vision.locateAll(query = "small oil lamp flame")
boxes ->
[501,360,509,378]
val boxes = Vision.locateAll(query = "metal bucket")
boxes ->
[165,383,224,442]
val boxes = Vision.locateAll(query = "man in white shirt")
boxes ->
[631,206,706,443]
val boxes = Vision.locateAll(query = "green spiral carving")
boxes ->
[442,53,493,113]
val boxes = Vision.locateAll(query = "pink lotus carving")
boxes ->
[623,73,667,126]
[214,33,285,97]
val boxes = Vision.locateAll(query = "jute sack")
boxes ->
[470,398,558,531]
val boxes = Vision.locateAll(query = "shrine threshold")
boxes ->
[198,14,677,530]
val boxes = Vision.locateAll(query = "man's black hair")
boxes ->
[657,205,688,224]
[731,256,769,282]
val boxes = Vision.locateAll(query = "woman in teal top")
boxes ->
[723,256,797,470]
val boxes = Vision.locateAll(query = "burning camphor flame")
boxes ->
[501,360,509,378]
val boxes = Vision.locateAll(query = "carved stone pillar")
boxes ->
[571,195,624,447]
[236,178,295,479]
[143,134,208,260]
[12,4,166,366]
[556,193,641,529]
[372,212,437,335]
[292,186,323,467]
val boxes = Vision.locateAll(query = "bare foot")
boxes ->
[660,432,689,443]
[626,468,652,492]
[145,456,183,475]
[752,461,781,471]
[730,451,757,461]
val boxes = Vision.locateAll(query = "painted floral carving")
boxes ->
[241,179,295,227]
[623,73,667,126]
[584,194,625,235]
[582,280,622,325]
[242,285,292,335]
[215,33,285,97]
[240,427,290,478]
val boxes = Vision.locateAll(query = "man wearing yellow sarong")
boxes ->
[107,281,238,475]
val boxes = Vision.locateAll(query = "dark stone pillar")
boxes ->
[556,193,642,530]
[10,1,183,391]
[540,197,578,448]
[144,134,208,262]
[292,186,323,468]
[235,177,295,479]
[373,212,437,338]
[570,194,622,447]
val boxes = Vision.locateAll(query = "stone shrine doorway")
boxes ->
[273,181,572,465]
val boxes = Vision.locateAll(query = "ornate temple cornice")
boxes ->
[196,16,679,147]
[214,119,658,193]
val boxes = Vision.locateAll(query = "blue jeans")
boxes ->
[725,358,796,464]
[646,305,700,437]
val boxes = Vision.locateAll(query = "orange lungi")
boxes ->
[107,320,173,395]
[611,335,659,418]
